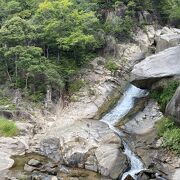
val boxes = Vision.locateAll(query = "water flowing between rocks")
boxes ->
[101,84,148,180]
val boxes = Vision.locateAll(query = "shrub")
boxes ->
[0,117,19,137]
[105,60,119,74]
[163,128,180,154]
[0,97,16,110]
[155,117,180,154]
[150,80,179,112]
[155,117,175,137]
[69,79,86,94]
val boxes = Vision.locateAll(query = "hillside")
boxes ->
[0,0,180,180]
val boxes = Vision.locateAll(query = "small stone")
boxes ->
[28,159,41,167]
[51,176,58,180]
[124,174,134,180]
[24,164,36,172]
[156,138,163,148]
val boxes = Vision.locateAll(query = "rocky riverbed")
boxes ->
[1,26,180,180]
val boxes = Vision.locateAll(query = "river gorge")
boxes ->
[1,25,180,180]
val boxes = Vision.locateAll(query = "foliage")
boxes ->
[163,128,180,154]
[0,117,19,137]
[69,79,86,94]
[150,81,179,112]
[104,14,133,39]
[105,60,119,74]
[153,0,180,26]
[0,0,177,102]
[156,117,180,154]
[156,117,175,137]
[0,98,16,110]
[0,0,104,101]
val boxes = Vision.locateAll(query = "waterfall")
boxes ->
[100,84,147,180]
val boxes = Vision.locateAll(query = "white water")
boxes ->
[101,85,147,126]
[100,84,147,180]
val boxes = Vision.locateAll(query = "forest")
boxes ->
[0,0,179,102]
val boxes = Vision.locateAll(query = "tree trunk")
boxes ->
[57,49,60,63]
[25,73,29,89]
[44,45,46,57]
[4,59,12,82]
[46,47,49,58]
[15,54,18,86]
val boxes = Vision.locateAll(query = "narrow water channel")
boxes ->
[101,84,147,180]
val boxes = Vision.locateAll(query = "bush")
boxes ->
[104,14,133,40]
[69,79,86,94]
[156,117,175,137]
[163,128,180,154]
[0,117,19,137]
[105,60,119,74]
[155,117,180,154]
[0,97,16,110]
[150,80,179,112]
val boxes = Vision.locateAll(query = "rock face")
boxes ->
[156,27,180,52]
[122,100,163,134]
[39,120,128,179]
[130,46,180,88]
[166,86,180,125]
[156,33,180,52]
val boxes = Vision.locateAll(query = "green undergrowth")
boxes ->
[0,97,16,110]
[69,79,87,95]
[150,80,179,112]
[105,59,119,74]
[156,117,180,154]
[0,117,19,137]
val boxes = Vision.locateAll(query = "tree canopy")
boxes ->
[0,0,179,102]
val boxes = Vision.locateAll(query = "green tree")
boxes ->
[35,0,102,64]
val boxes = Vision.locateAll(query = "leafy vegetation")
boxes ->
[156,117,180,154]
[153,0,180,26]
[105,60,119,74]
[150,80,179,112]
[69,79,86,94]
[0,0,178,102]
[0,117,19,137]
[156,117,175,137]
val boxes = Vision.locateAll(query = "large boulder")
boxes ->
[156,34,180,53]
[166,86,180,125]
[39,120,128,179]
[130,46,180,89]
[156,27,180,52]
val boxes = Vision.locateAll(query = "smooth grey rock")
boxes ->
[24,164,36,172]
[95,145,128,179]
[39,120,127,179]
[156,33,180,52]
[85,155,98,172]
[173,168,180,180]
[0,152,14,172]
[28,159,41,167]
[166,86,180,124]
[131,46,180,88]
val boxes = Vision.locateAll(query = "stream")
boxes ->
[101,84,147,180]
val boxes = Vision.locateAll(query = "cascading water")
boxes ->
[101,85,147,126]
[100,84,147,180]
